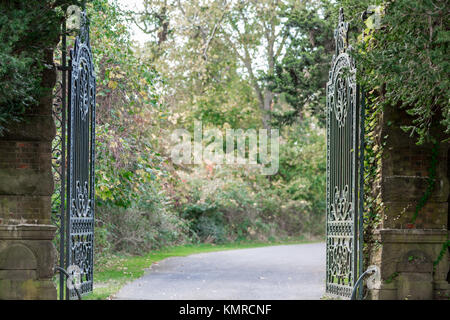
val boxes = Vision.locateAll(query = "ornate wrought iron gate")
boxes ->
[325,9,364,299]
[52,7,96,300]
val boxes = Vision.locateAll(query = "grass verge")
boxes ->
[81,237,318,300]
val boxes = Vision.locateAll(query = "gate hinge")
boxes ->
[54,266,82,300]
[350,265,379,300]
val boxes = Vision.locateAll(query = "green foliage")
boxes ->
[181,203,226,243]
[189,73,261,130]
[273,119,327,235]
[384,271,399,284]
[361,91,384,267]
[333,1,449,269]
[89,0,165,208]
[433,239,450,270]
[0,0,79,133]
[351,0,450,144]
[177,118,326,243]
[97,203,189,255]
[179,168,269,243]
[86,0,190,255]
[107,0,329,248]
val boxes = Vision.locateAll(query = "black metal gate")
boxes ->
[325,9,364,299]
[52,7,96,300]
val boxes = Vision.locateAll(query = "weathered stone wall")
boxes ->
[0,48,58,299]
[369,229,448,299]
[368,106,449,300]
[379,107,449,229]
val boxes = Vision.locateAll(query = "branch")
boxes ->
[202,10,227,60]
[274,29,288,60]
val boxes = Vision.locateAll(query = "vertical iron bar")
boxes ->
[59,20,67,301]
[352,82,357,291]
[90,70,96,292]
[325,90,329,292]
[358,87,365,299]
[66,51,72,301]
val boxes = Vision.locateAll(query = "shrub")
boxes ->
[176,119,326,243]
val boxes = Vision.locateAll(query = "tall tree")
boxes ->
[219,0,291,130]
[135,0,295,130]
[270,0,335,126]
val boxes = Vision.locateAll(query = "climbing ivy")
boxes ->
[433,239,450,270]
[351,0,449,145]
[362,90,384,268]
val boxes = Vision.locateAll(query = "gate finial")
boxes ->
[335,8,349,55]
[339,7,345,24]
[79,10,90,45]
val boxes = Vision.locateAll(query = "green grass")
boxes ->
[78,237,317,300]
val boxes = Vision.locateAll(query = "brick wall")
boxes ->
[0,141,53,225]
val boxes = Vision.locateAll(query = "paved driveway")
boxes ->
[114,242,326,300]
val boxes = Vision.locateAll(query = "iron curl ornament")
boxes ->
[72,181,92,218]
[325,8,363,299]
[330,185,353,222]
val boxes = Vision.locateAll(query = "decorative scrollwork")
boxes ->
[71,181,91,217]
[51,79,64,230]
[69,233,93,299]
[71,234,93,278]
[335,8,349,56]
[327,237,353,297]
[328,237,353,284]
[71,9,95,122]
[330,185,353,221]
[79,63,91,120]
[327,8,356,129]
[334,75,348,127]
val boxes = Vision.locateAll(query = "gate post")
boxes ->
[367,106,449,300]
[0,48,58,299]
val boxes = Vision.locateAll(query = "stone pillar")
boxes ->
[0,48,58,299]
[369,229,448,299]
[368,107,449,300]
